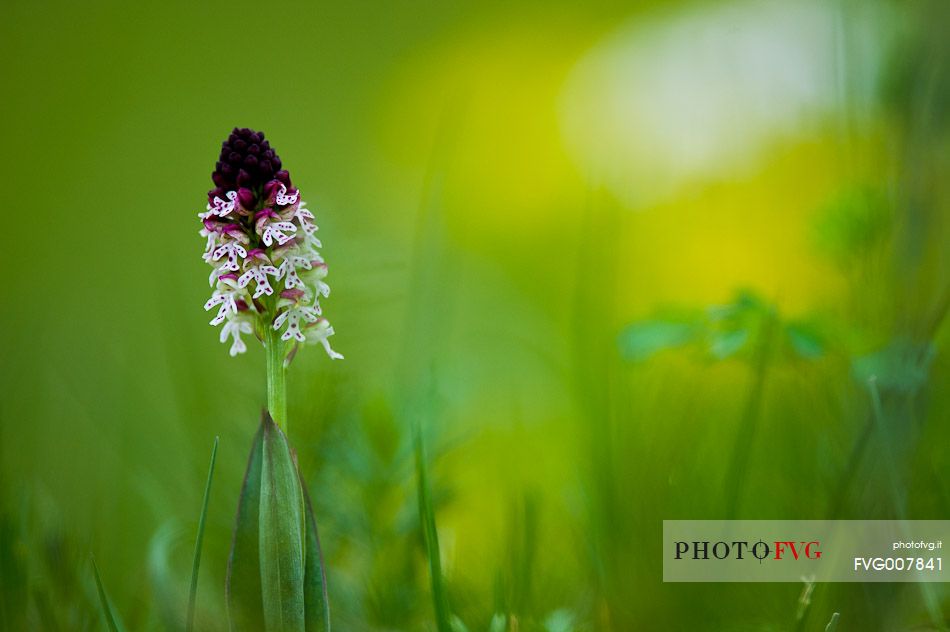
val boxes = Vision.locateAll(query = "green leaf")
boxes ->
[786,323,824,359]
[709,329,749,359]
[186,436,218,632]
[852,339,934,393]
[300,475,331,632]
[91,556,125,632]
[259,413,307,632]
[617,321,696,361]
[227,419,266,632]
[543,609,575,632]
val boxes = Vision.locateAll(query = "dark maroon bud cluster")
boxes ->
[209,127,287,202]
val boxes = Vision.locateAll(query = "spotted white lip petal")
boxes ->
[212,242,247,272]
[205,292,238,326]
[260,221,297,247]
[294,205,318,236]
[238,265,280,298]
[276,183,299,206]
[208,190,238,217]
[277,257,309,291]
[319,337,344,360]
[219,317,253,356]
[305,320,343,360]
[274,305,320,342]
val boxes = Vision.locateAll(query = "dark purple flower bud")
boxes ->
[237,188,256,209]
[275,170,291,186]
[263,179,280,204]
[210,127,285,192]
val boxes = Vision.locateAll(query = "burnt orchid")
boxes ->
[198,129,333,631]
[200,128,342,427]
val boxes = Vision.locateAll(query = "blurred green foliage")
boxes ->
[1,0,948,630]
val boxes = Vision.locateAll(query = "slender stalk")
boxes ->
[265,327,288,432]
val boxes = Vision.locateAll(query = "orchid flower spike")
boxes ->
[199,127,342,360]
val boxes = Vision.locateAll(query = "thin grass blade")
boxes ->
[413,419,451,632]
[186,436,218,632]
[824,612,840,632]
[91,556,125,632]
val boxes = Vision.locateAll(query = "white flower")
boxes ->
[199,190,238,220]
[238,264,280,298]
[220,315,253,356]
[294,203,318,236]
[300,228,323,251]
[256,211,297,247]
[204,276,246,325]
[211,241,247,272]
[305,318,344,360]
[273,304,320,342]
[276,183,299,207]
[200,226,218,257]
[276,254,312,291]
[305,262,331,300]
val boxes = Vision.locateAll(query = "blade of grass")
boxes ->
[186,436,219,632]
[91,555,124,632]
[868,379,946,630]
[824,612,840,632]
[413,418,451,632]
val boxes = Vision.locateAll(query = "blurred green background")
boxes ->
[1,0,948,629]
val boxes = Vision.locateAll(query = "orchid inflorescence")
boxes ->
[199,128,342,360]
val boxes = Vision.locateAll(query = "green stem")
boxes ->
[265,327,288,432]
